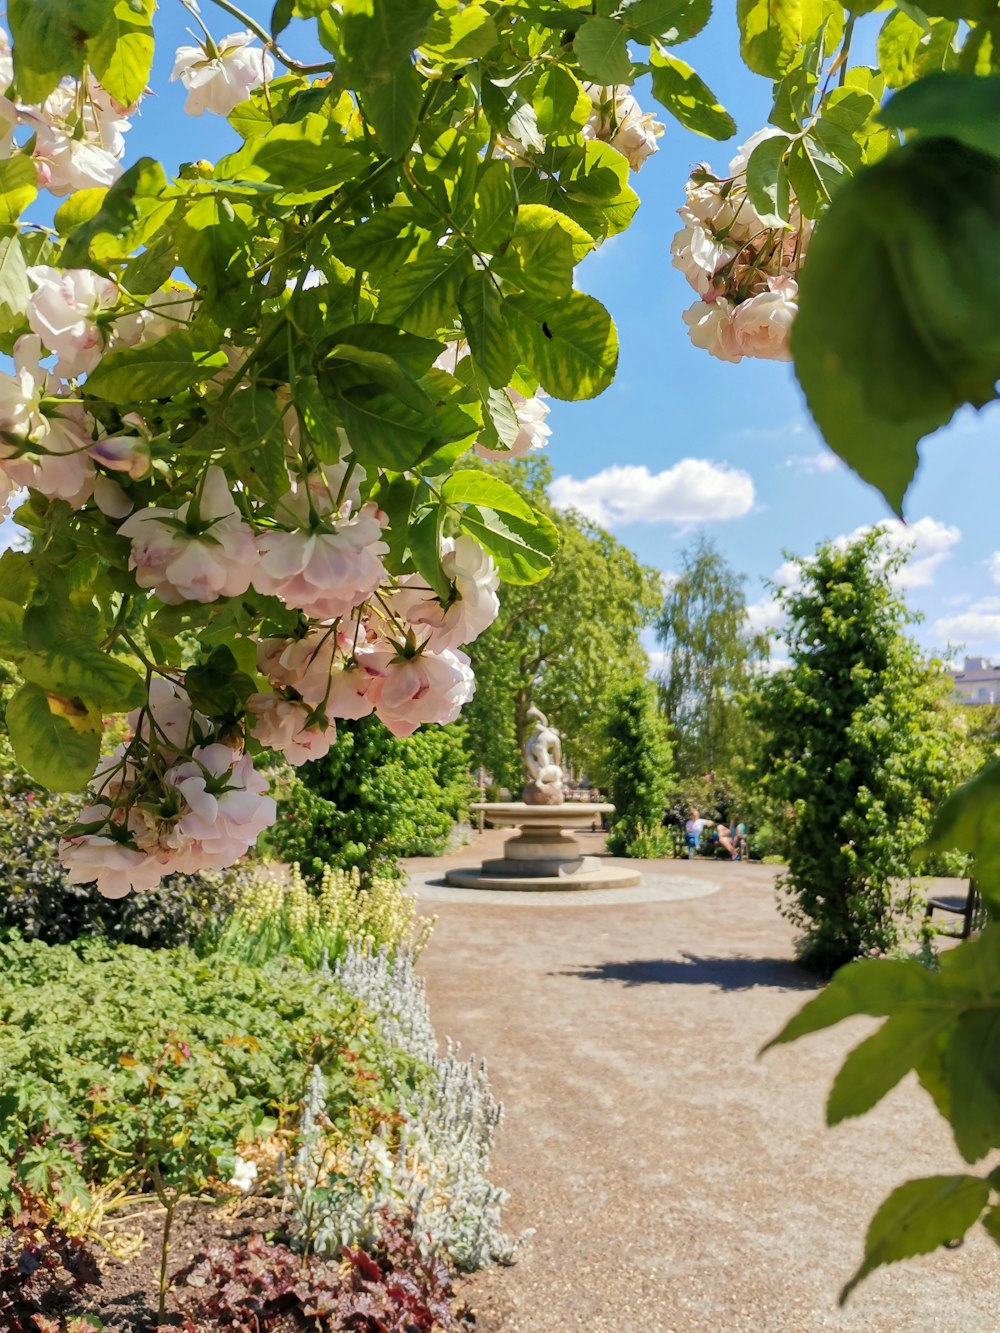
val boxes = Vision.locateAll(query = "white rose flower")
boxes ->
[60,807,166,898]
[670,221,736,297]
[171,32,274,117]
[169,745,276,870]
[26,265,120,378]
[728,126,787,178]
[393,535,500,652]
[229,1155,258,1193]
[253,501,389,621]
[730,278,798,361]
[249,692,336,766]
[118,465,258,604]
[681,299,742,364]
[27,83,132,196]
[583,85,664,172]
[368,646,475,737]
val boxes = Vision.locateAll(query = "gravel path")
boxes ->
[405,832,997,1333]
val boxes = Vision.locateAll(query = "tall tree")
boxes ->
[655,535,767,779]
[464,458,661,788]
[747,532,966,974]
[603,680,675,857]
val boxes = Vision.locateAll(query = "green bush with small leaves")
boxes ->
[602,680,675,858]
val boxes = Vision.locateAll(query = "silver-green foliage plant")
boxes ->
[284,944,513,1270]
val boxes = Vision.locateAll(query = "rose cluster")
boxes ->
[60,679,276,897]
[671,129,813,363]
[582,84,664,173]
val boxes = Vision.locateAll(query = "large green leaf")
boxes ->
[441,469,536,520]
[649,50,736,140]
[6,682,102,792]
[841,1176,990,1303]
[481,76,545,153]
[826,1009,954,1125]
[85,331,229,402]
[745,133,793,225]
[458,271,514,389]
[407,503,450,600]
[622,0,711,44]
[378,248,471,337]
[459,504,558,585]
[224,386,289,500]
[472,161,516,251]
[86,0,155,108]
[176,196,255,326]
[420,4,498,59]
[737,0,818,78]
[534,66,592,138]
[0,155,39,226]
[946,1009,1000,1163]
[319,0,434,90]
[574,17,632,85]
[8,0,109,102]
[0,596,24,655]
[0,232,30,334]
[505,291,618,400]
[921,759,1000,909]
[791,139,1000,514]
[61,157,172,268]
[19,644,144,710]
[360,61,421,160]
[880,72,1000,160]
[762,958,938,1051]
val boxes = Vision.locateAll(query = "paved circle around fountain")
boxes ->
[406,869,721,907]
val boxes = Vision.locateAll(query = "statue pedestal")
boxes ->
[445,802,641,892]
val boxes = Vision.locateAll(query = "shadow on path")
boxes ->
[557,951,817,993]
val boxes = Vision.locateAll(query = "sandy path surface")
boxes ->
[405,832,997,1333]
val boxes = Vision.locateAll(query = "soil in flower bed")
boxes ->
[75,1200,285,1331]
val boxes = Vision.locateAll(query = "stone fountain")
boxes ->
[446,707,641,891]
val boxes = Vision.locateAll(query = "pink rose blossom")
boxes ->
[393,535,500,651]
[253,502,388,620]
[249,692,336,766]
[367,647,475,737]
[171,32,274,117]
[26,265,120,377]
[118,466,257,604]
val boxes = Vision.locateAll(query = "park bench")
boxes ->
[924,878,983,939]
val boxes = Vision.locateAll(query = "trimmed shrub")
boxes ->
[603,680,675,857]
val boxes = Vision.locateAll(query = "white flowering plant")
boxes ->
[0,0,732,896]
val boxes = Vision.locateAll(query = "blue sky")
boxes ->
[7,2,1000,663]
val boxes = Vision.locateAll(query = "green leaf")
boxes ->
[61,157,172,268]
[458,271,514,389]
[0,155,38,226]
[791,139,1000,514]
[337,390,434,471]
[0,232,30,334]
[87,0,155,108]
[876,10,923,89]
[841,1176,990,1304]
[622,0,711,44]
[19,644,144,711]
[880,71,1000,160]
[378,248,471,337]
[737,0,818,77]
[319,0,434,90]
[482,76,545,153]
[983,1205,1000,1246]
[762,958,938,1051]
[535,66,592,138]
[922,759,1000,909]
[494,206,580,303]
[649,50,736,140]
[329,206,421,274]
[745,133,793,224]
[6,682,102,792]
[375,473,417,569]
[441,470,536,520]
[505,291,618,401]
[946,1009,1000,1163]
[557,139,640,238]
[359,61,421,160]
[472,161,516,251]
[176,196,255,326]
[574,17,632,85]
[224,386,289,500]
[0,596,24,655]
[420,4,498,58]
[459,504,558,585]
[407,503,450,600]
[85,330,229,402]
[785,135,846,217]
[827,1009,954,1125]
[8,0,109,102]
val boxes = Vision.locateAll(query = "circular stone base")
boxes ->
[445,864,641,892]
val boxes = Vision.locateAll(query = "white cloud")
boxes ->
[746,596,785,635]
[548,460,754,528]
[772,559,802,590]
[932,608,1000,649]
[786,450,840,474]
[989,552,1000,585]
[828,517,961,590]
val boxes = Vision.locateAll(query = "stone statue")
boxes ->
[522,705,564,805]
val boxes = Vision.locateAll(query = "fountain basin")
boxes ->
[446,802,642,892]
